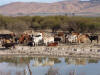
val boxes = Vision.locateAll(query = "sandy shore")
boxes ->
[0,44,100,58]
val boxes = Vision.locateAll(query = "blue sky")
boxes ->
[0,0,89,6]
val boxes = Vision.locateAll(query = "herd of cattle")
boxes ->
[0,31,99,48]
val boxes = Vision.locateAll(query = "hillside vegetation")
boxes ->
[0,15,100,33]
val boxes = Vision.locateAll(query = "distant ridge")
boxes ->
[0,1,100,16]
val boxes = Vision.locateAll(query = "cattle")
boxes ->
[0,34,12,38]
[77,34,90,43]
[71,32,79,35]
[2,43,15,48]
[66,33,90,44]
[48,42,58,46]
[66,34,78,43]
[43,36,54,46]
[19,34,26,44]
[19,34,30,44]
[32,33,43,46]
[65,32,80,43]
[54,37,61,43]
[1,38,16,48]
[88,35,98,43]
[14,37,19,44]
[27,41,33,46]
[57,32,65,42]
[57,32,64,37]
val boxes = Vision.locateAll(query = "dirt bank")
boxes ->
[0,44,100,58]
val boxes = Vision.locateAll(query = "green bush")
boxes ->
[0,15,100,33]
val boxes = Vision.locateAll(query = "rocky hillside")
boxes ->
[0,1,100,16]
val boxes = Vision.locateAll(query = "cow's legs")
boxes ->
[97,39,98,44]
[90,40,92,43]
[97,37,99,44]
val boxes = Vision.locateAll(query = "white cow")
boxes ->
[32,33,43,46]
[66,34,78,43]
[43,36,54,46]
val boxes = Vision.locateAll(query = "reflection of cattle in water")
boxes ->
[88,35,99,43]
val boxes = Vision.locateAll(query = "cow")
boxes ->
[57,32,64,37]
[66,33,90,44]
[43,36,54,46]
[2,43,15,48]
[48,42,58,46]
[2,39,15,48]
[77,34,90,44]
[27,41,33,47]
[66,34,78,43]
[19,34,30,44]
[54,37,61,43]
[88,35,99,43]
[19,34,26,44]
[32,33,43,46]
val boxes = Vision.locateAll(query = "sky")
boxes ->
[0,0,89,6]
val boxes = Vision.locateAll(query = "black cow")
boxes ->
[2,43,15,48]
[27,41,33,46]
[54,37,61,43]
[88,35,99,43]
[0,34,13,39]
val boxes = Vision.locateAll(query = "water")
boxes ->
[0,56,100,75]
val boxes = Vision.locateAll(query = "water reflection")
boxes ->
[0,56,99,75]
[65,58,87,65]
[32,57,61,67]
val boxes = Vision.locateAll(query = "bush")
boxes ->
[0,15,100,33]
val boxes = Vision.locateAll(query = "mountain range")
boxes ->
[0,1,100,16]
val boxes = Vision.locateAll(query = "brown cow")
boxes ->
[71,32,79,36]
[77,34,90,43]
[19,34,30,44]
[58,32,64,36]
[48,42,58,46]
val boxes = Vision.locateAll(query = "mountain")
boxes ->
[0,1,100,16]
